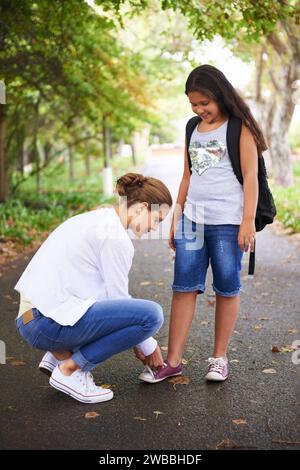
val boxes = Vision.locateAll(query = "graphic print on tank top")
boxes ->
[189,139,226,176]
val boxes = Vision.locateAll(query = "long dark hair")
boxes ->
[185,64,267,154]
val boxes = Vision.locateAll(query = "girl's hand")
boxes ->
[133,346,146,364]
[238,219,256,252]
[145,345,164,369]
[168,225,176,251]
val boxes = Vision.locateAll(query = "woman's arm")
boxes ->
[169,139,191,250]
[238,124,259,253]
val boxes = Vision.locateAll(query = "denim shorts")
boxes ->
[172,215,244,297]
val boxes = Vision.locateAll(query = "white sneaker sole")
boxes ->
[49,376,114,403]
[39,361,56,377]
[139,370,182,384]
[205,372,228,381]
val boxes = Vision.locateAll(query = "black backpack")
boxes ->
[185,115,277,275]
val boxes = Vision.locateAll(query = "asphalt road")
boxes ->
[0,148,299,450]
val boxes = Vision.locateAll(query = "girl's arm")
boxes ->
[238,124,259,252]
[169,139,191,250]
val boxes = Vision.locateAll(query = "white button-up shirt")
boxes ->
[14,207,157,356]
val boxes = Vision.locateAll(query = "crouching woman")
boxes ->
[14,173,172,404]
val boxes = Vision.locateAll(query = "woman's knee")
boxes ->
[145,300,164,329]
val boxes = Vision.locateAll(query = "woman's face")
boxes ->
[188,91,225,124]
[128,202,170,238]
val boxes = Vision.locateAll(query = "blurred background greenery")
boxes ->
[0,0,299,249]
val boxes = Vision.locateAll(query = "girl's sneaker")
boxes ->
[49,366,114,403]
[138,360,183,383]
[39,351,63,376]
[205,357,229,381]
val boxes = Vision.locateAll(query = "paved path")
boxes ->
[0,149,299,450]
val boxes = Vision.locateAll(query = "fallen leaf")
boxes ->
[10,360,26,366]
[231,347,237,352]
[153,411,163,419]
[262,368,277,374]
[134,416,147,421]
[288,328,298,334]
[200,320,210,326]
[271,345,296,353]
[182,358,190,365]
[140,281,151,286]
[100,384,116,389]
[161,346,168,351]
[232,419,247,425]
[230,359,239,363]
[216,438,239,449]
[85,412,100,419]
[168,376,190,389]
[253,324,262,331]
[259,317,270,321]
[156,282,164,287]
[207,300,215,307]
[280,345,296,353]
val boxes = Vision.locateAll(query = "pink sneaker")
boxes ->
[205,357,229,381]
[139,360,183,383]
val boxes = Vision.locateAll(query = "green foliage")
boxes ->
[271,160,300,233]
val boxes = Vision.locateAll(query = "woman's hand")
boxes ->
[145,345,164,369]
[133,346,146,364]
[238,219,256,252]
[168,224,176,251]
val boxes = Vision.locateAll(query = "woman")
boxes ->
[15,173,172,403]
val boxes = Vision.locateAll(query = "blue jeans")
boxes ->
[172,215,244,297]
[16,299,163,372]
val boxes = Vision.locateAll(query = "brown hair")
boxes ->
[116,173,172,208]
[185,64,268,155]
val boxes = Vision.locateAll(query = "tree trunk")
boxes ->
[33,103,40,193]
[264,61,297,186]
[0,104,8,202]
[85,154,91,177]
[102,115,111,168]
[68,146,75,182]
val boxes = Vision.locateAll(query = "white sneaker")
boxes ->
[205,357,229,381]
[39,352,63,376]
[49,365,114,403]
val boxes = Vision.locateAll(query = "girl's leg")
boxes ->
[167,291,198,367]
[207,224,244,359]
[212,294,240,358]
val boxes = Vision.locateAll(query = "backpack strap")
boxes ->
[226,115,243,185]
[227,116,256,275]
[186,116,201,174]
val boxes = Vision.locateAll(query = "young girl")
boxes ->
[14,173,172,403]
[139,64,266,383]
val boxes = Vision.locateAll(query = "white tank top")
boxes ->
[184,119,244,225]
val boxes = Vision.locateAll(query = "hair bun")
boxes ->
[116,173,146,196]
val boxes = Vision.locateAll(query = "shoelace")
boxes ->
[207,357,227,372]
[142,362,167,378]
[74,371,99,392]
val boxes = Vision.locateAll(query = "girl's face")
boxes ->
[128,202,170,238]
[188,91,226,124]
